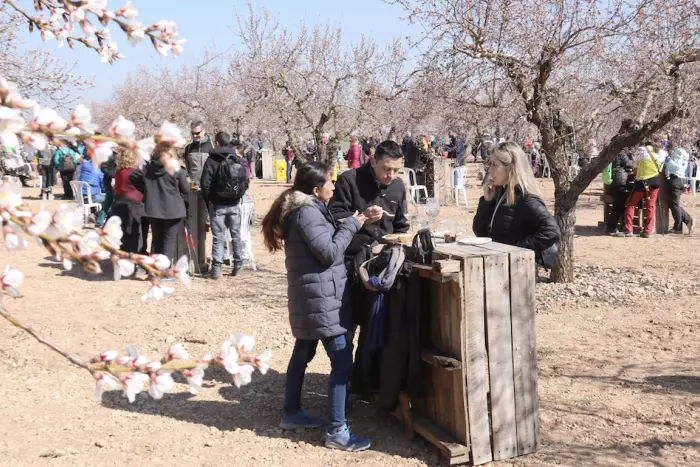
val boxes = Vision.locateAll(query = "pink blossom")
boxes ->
[106,115,134,138]
[0,181,23,211]
[3,229,28,251]
[120,372,149,403]
[84,0,108,16]
[171,39,186,57]
[70,6,86,22]
[254,349,272,375]
[0,107,27,149]
[153,41,171,57]
[89,250,111,261]
[20,131,48,151]
[80,19,96,37]
[163,156,181,175]
[97,28,111,41]
[155,121,182,144]
[145,361,161,372]
[127,22,146,46]
[70,105,99,134]
[232,364,254,388]
[220,341,240,375]
[26,210,52,236]
[50,204,83,234]
[115,356,131,366]
[134,355,148,369]
[153,20,178,37]
[1,264,23,297]
[91,140,118,169]
[168,343,188,361]
[148,371,175,399]
[40,28,55,42]
[83,260,102,274]
[135,137,155,166]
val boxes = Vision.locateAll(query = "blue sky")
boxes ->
[21,0,416,104]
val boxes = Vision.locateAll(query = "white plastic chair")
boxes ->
[448,166,468,207]
[684,161,698,196]
[569,152,580,178]
[401,168,428,204]
[70,181,101,226]
[542,157,552,178]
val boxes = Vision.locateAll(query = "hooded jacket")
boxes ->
[280,191,361,340]
[473,186,560,266]
[200,146,247,206]
[611,150,636,187]
[129,159,189,219]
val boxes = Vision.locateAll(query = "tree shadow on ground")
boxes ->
[37,259,121,282]
[574,224,604,237]
[101,369,436,463]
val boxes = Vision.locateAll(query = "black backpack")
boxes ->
[213,154,248,202]
[61,149,75,172]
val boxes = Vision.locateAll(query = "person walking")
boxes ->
[664,144,695,235]
[200,132,249,279]
[129,146,189,264]
[261,162,370,452]
[52,140,78,200]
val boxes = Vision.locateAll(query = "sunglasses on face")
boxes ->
[191,131,202,137]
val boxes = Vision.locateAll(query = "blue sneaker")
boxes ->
[279,411,324,430]
[325,425,371,452]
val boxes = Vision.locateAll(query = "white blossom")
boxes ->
[1,264,23,297]
[106,115,134,138]
[141,283,175,302]
[113,258,135,281]
[117,2,139,20]
[255,349,272,375]
[220,340,240,375]
[32,108,68,132]
[120,372,149,403]
[173,255,190,288]
[153,20,178,37]
[167,343,188,360]
[61,255,73,271]
[70,6,86,22]
[94,373,119,402]
[229,334,255,353]
[40,28,55,42]
[70,105,99,134]
[171,39,186,57]
[98,28,111,41]
[20,131,48,151]
[84,0,108,16]
[0,181,23,211]
[91,140,118,168]
[150,254,170,271]
[80,19,97,37]
[155,121,182,144]
[115,356,132,366]
[3,230,28,251]
[50,204,83,235]
[27,210,52,236]
[163,156,181,175]
[102,215,123,249]
[183,365,206,394]
[0,107,26,148]
[135,137,155,166]
[148,371,175,399]
[232,364,254,388]
[153,41,171,57]
[127,23,146,46]
[99,350,118,362]
[144,361,161,372]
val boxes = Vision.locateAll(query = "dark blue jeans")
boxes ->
[283,334,352,430]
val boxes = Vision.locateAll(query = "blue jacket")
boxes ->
[78,161,105,197]
[666,148,689,179]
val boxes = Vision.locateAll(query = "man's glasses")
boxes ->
[191,131,202,137]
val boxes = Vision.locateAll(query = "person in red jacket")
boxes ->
[109,150,145,254]
[345,136,362,169]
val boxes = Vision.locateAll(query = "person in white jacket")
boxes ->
[664,143,694,235]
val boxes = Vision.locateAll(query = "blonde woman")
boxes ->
[108,150,143,253]
[473,142,560,269]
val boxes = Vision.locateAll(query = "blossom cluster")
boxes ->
[0,76,185,172]
[7,0,186,63]
[1,182,188,302]
[93,338,272,403]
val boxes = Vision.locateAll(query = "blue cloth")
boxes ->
[77,161,104,197]
[284,334,352,430]
[363,276,388,359]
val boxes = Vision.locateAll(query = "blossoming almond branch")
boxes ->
[3,0,186,62]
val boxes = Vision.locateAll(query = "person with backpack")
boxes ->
[200,132,250,279]
[604,148,636,234]
[52,139,79,200]
[37,144,56,200]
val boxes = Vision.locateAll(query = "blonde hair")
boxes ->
[117,150,138,170]
[349,135,358,145]
[491,141,542,205]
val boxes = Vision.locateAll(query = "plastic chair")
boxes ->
[401,168,428,204]
[448,166,468,207]
[684,161,698,196]
[227,201,257,271]
[69,181,101,226]
[569,152,580,178]
[542,157,552,178]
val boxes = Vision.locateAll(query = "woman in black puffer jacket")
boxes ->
[262,162,371,452]
[473,142,560,269]
[605,148,636,234]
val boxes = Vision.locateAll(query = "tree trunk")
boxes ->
[551,197,576,283]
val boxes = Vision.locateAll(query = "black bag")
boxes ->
[405,228,433,265]
[213,154,248,202]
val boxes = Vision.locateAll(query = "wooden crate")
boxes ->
[397,242,539,465]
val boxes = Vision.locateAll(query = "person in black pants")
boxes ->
[664,145,695,235]
[129,146,189,264]
[605,149,636,234]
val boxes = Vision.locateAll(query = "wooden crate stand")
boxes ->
[397,242,540,465]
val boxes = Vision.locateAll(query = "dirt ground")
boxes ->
[1,162,699,467]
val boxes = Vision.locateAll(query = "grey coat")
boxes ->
[281,191,361,340]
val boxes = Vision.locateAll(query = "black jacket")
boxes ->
[129,160,189,219]
[611,152,635,187]
[200,146,246,206]
[473,186,560,262]
[329,163,409,253]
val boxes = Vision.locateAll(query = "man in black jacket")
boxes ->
[184,120,214,187]
[329,140,410,254]
[200,132,248,279]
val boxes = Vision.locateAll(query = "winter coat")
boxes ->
[346,144,362,169]
[200,146,247,206]
[281,191,361,340]
[129,160,189,220]
[665,148,690,179]
[473,186,560,266]
[77,161,105,197]
[611,151,636,187]
[329,163,410,254]
[37,148,54,167]
[184,137,214,181]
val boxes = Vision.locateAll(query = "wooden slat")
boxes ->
[508,249,540,455]
[462,256,492,465]
[449,275,470,446]
[484,252,518,460]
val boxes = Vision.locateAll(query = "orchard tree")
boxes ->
[392,0,700,282]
